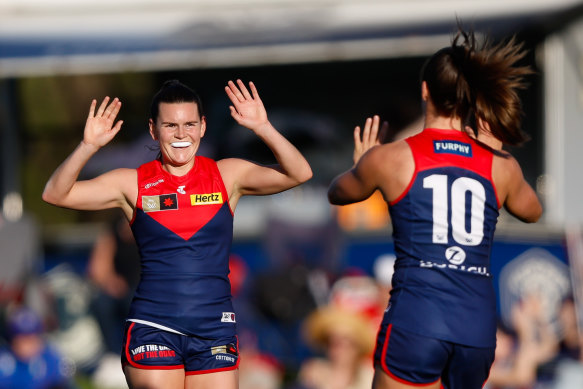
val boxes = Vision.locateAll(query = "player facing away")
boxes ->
[327,28,542,389]
[42,79,312,389]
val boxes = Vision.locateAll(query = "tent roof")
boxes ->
[0,0,581,77]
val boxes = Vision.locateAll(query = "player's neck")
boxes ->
[423,110,462,131]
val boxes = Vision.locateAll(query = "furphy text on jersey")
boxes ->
[433,140,472,157]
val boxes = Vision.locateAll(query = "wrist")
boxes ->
[253,121,276,138]
[79,140,101,153]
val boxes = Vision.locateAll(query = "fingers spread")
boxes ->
[362,117,372,144]
[96,96,110,117]
[248,81,260,101]
[236,79,253,100]
[87,99,97,119]
[369,115,380,146]
[105,98,121,120]
[226,80,245,103]
[354,126,363,149]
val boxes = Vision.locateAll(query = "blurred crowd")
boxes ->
[1,206,583,389]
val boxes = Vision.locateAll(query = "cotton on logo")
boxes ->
[445,246,466,265]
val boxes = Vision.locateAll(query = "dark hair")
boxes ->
[149,80,204,122]
[421,27,533,145]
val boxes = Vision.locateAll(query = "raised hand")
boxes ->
[353,115,389,165]
[225,80,269,133]
[83,97,123,148]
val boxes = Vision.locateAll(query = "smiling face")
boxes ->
[149,102,206,175]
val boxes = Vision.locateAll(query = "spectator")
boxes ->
[296,276,380,389]
[486,294,558,389]
[87,212,140,355]
[0,306,75,389]
[544,297,583,389]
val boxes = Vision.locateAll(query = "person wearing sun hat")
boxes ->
[303,303,376,357]
[296,275,380,389]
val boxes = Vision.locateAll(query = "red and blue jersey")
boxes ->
[386,128,500,347]
[128,156,235,338]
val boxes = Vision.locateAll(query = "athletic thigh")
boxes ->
[185,369,239,389]
[124,365,185,389]
[373,366,441,389]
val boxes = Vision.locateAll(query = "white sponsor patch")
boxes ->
[221,312,236,323]
[445,246,466,265]
[144,179,164,189]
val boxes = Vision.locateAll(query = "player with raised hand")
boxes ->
[328,27,542,389]
[43,79,312,389]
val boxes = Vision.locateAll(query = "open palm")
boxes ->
[84,96,123,148]
[225,80,268,132]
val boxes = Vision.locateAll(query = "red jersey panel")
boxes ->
[128,156,236,338]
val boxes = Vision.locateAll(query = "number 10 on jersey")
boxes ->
[423,174,486,247]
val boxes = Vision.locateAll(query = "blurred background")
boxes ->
[1,1,583,388]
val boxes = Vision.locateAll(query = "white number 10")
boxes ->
[423,174,485,246]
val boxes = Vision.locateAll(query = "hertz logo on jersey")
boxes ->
[190,192,223,206]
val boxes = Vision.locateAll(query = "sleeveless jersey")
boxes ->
[386,128,500,348]
[128,156,235,338]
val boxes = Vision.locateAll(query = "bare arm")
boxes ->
[328,116,390,205]
[494,154,542,223]
[472,120,541,222]
[218,80,312,207]
[42,97,136,218]
[328,158,379,205]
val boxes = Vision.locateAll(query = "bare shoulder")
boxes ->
[216,157,244,171]
[216,157,247,181]
[358,139,414,202]
[363,139,410,165]
[365,139,413,177]
[492,150,528,204]
[492,151,522,183]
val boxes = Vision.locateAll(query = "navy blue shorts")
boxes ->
[121,321,239,375]
[374,323,494,389]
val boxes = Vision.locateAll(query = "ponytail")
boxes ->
[421,27,533,145]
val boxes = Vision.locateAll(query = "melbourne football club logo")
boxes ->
[142,194,178,212]
[445,246,466,265]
